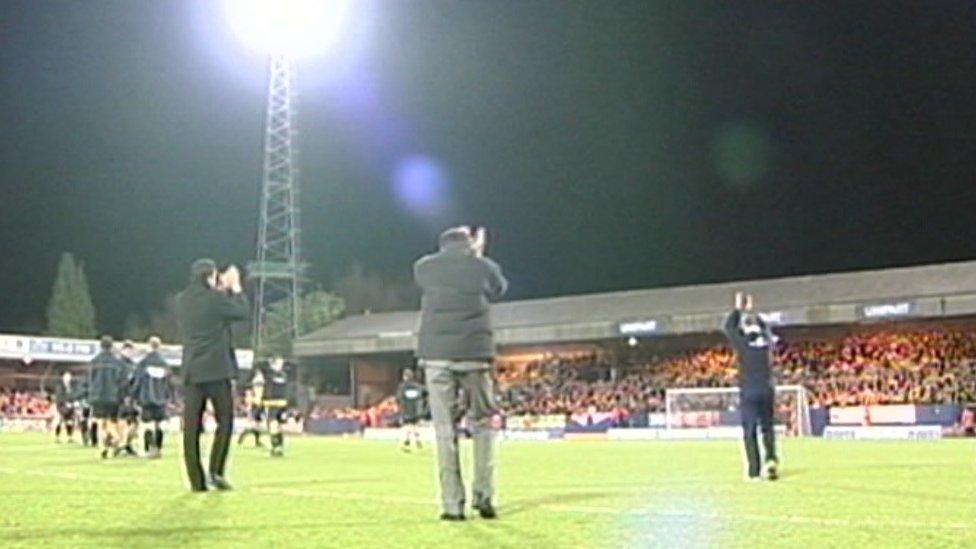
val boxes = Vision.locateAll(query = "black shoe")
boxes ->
[191,485,208,493]
[209,474,233,491]
[474,500,497,519]
[764,459,779,481]
[440,513,465,521]
[100,448,109,459]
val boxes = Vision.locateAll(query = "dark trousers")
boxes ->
[182,379,234,490]
[741,390,777,477]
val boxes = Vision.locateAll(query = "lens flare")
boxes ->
[392,155,450,217]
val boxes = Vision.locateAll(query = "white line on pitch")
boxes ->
[2,466,973,533]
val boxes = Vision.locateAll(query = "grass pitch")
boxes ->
[0,432,973,548]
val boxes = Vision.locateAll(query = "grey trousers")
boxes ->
[421,360,496,514]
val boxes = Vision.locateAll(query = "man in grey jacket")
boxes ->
[414,226,508,521]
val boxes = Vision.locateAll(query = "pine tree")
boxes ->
[46,253,97,338]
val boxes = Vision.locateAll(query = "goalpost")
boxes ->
[664,385,812,437]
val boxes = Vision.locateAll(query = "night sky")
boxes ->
[1,1,975,334]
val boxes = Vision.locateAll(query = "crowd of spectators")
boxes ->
[783,330,976,407]
[0,388,52,419]
[495,329,976,416]
[496,353,665,417]
[309,397,398,427]
[5,328,976,424]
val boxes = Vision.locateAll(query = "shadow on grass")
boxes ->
[42,455,174,469]
[6,490,420,544]
[774,467,803,480]
[7,518,428,544]
[501,491,622,517]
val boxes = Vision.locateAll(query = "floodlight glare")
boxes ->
[223,0,350,58]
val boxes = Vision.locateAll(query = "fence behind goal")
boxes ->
[664,385,812,437]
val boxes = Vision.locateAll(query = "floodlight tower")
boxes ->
[250,53,301,358]
[223,0,350,357]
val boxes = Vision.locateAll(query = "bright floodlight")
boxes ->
[223,0,350,58]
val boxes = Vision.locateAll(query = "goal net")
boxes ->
[664,385,812,437]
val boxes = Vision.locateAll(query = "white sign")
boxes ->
[658,426,787,440]
[0,331,254,369]
[0,335,29,358]
[829,404,917,425]
[378,331,413,339]
[607,428,663,441]
[502,430,553,441]
[822,425,941,440]
[619,320,659,335]
[759,311,786,325]
[861,302,913,319]
[647,413,667,427]
[363,427,435,442]
[0,418,49,433]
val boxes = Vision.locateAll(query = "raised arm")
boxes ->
[218,292,250,323]
[723,309,742,340]
[484,258,508,299]
[756,314,778,345]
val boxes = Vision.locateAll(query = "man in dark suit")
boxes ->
[177,259,249,492]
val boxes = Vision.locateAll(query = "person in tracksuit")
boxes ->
[54,371,80,443]
[414,225,508,521]
[87,336,127,459]
[723,291,779,481]
[237,372,265,448]
[396,368,426,452]
[117,341,140,457]
[78,385,96,447]
[263,357,290,457]
[133,336,172,458]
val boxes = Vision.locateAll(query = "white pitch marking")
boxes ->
[1,465,973,533]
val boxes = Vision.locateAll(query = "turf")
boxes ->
[0,433,973,548]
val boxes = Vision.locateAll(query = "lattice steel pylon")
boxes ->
[249,54,303,358]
